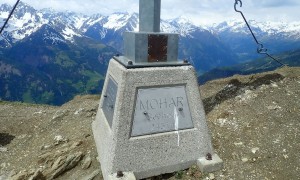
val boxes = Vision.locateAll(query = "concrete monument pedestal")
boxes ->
[92,58,223,180]
[92,0,222,179]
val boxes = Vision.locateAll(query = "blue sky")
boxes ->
[2,0,300,25]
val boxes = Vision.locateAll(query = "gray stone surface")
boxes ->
[101,77,118,127]
[131,85,193,137]
[92,59,222,180]
[197,154,224,173]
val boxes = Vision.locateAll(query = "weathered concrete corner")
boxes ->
[197,154,224,173]
[108,172,136,180]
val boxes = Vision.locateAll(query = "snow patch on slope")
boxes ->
[104,13,131,30]
[162,16,205,37]
[62,27,81,41]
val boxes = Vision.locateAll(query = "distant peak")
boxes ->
[90,13,105,18]
[17,1,30,7]
[111,12,129,16]
[168,15,194,26]
[40,7,57,14]
[16,1,35,10]
[176,15,191,21]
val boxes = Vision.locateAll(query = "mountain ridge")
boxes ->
[2,2,300,53]
[1,2,300,105]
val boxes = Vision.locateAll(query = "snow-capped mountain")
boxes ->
[41,11,88,42]
[209,20,300,38]
[0,2,119,105]
[162,16,207,38]
[0,2,46,43]
[1,2,300,105]
[1,2,300,68]
[2,2,300,61]
[207,20,300,61]
[0,3,140,45]
[0,2,91,44]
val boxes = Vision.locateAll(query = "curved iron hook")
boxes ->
[234,0,243,13]
[234,0,286,66]
[257,43,268,54]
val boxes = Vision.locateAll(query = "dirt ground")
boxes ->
[0,66,299,180]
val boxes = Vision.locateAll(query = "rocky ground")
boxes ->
[0,66,299,180]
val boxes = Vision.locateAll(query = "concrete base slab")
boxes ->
[108,172,136,180]
[197,154,223,173]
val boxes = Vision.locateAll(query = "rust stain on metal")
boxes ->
[148,34,168,62]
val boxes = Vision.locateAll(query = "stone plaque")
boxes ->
[131,86,193,137]
[102,77,118,127]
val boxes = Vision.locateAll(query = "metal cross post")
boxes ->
[139,0,161,32]
[121,0,181,66]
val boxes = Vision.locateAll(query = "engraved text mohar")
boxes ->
[132,86,193,137]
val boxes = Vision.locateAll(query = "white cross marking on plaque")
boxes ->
[174,106,180,146]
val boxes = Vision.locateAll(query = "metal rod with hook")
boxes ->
[234,0,259,45]
[234,0,286,66]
